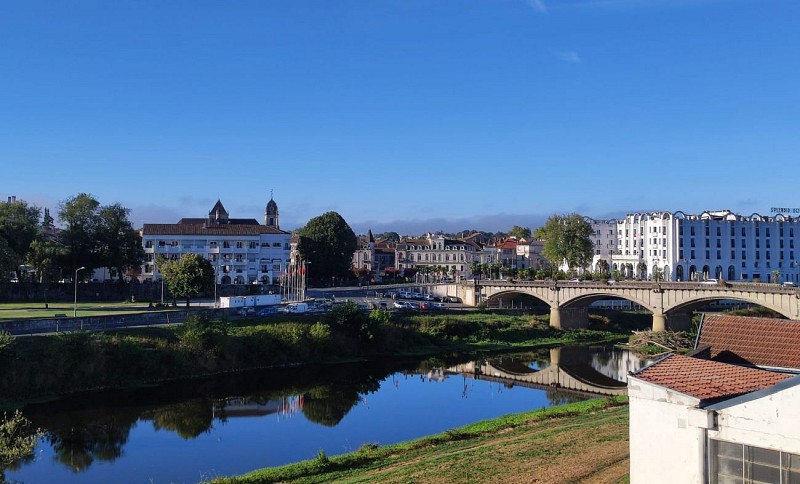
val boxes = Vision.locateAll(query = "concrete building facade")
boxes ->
[140,198,291,285]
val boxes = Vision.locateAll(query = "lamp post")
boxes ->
[73,266,85,317]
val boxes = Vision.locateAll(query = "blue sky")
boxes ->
[2,0,798,235]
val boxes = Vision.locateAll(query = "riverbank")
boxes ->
[0,306,635,408]
[212,396,630,484]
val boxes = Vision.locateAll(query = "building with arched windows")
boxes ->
[585,210,800,284]
[140,197,291,285]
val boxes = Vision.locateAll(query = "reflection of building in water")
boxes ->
[589,347,652,382]
[216,396,304,419]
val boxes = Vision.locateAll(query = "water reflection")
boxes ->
[6,346,647,482]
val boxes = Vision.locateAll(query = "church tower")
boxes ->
[264,191,279,229]
[208,200,229,225]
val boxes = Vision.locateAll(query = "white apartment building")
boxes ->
[585,210,800,284]
[140,197,291,285]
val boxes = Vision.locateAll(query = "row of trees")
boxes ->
[0,194,143,283]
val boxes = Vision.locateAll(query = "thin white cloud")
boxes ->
[528,0,548,13]
[555,50,581,63]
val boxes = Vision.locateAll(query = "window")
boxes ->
[709,439,800,484]
[236,241,243,248]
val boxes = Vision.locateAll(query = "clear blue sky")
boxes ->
[2,0,798,235]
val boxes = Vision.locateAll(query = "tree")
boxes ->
[97,203,144,281]
[534,214,594,271]
[58,194,142,280]
[58,193,102,276]
[0,237,16,283]
[377,231,400,243]
[296,212,358,285]
[160,253,215,307]
[596,259,609,276]
[26,238,68,282]
[0,199,41,268]
[508,225,531,239]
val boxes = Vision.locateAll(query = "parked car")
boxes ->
[257,307,278,316]
[783,281,796,287]
[393,301,418,310]
[237,307,256,316]
[431,302,447,309]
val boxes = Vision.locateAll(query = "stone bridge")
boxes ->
[448,347,628,397]
[433,280,800,331]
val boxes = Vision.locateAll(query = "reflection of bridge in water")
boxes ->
[448,347,636,397]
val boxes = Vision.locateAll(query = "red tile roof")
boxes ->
[698,315,800,370]
[142,223,287,236]
[633,354,791,402]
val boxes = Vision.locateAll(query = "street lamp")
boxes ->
[73,266,85,317]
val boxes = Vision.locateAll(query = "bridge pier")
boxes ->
[550,306,589,330]
[652,313,666,332]
[550,307,562,329]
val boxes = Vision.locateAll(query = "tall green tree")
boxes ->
[0,199,41,267]
[58,193,102,276]
[97,203,144,281]
[534,214,594,271]
[296,212,358,285]
[508,225,531,239]
[160,253,215,307]
[58,194,142,280]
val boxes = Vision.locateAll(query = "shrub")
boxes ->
[178,313,230,354]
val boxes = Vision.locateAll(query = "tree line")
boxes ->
[0,194,143,283]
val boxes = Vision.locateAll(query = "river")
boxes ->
[5,345,649,483]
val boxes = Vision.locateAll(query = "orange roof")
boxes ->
[633,354,791,402]
[698,315,800,370]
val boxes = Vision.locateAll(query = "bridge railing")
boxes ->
[473,279,800,294]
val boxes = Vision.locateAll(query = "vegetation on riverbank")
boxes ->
[212,396,630,484]
[0,305,633,408]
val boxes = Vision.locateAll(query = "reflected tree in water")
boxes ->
[48,420,132,472]
[150,400,214,439]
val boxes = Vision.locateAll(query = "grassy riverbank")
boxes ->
[213,396,630,484]
[0,306,634,408]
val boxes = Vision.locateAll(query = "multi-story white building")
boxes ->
[395,233,479,280]
[585,210,800,284]
[140,197,291,285]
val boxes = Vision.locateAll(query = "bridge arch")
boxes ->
[665,295,794,320]
[560,292,653,311]
[483,290,550,308]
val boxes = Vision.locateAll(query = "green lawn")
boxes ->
[0,302,168,320]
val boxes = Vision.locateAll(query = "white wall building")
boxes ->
[140,198,291,285]
[584,210,800,283]
[628,354,799,483]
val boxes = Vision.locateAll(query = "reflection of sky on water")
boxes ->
[8,347,644,484]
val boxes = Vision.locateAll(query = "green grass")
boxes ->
[211,396,629,483]
[0,302,175,320]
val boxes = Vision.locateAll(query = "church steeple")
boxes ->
[264,190,279,229]
[208,199,229,225]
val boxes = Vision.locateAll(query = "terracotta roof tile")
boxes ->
[633,354,791,402]
[698,315,800,370]
[142,223,288,236]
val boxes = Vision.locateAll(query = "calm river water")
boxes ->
[6,346,649,483]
